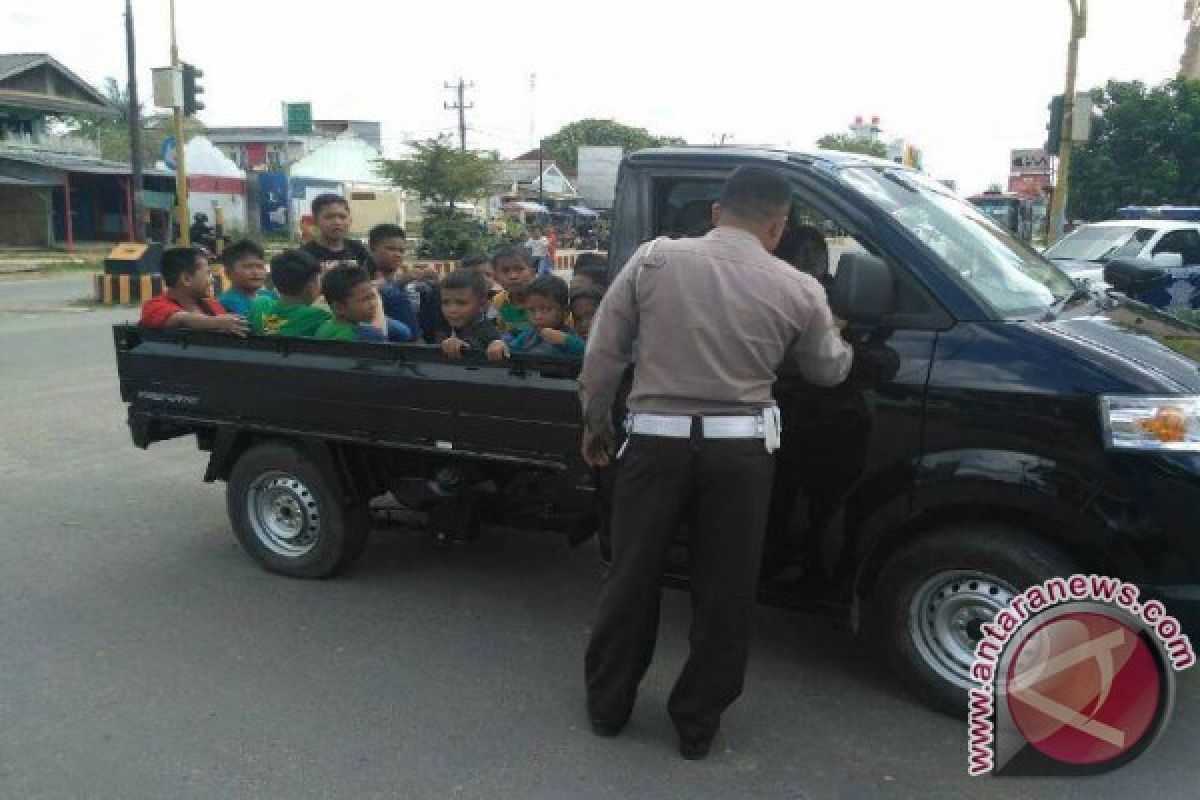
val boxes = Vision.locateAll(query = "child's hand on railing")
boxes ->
[486,340,510,362]
[541,328,568,346]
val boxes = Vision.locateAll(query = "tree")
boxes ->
[1068,78,1200,221]
[539,119,685,171]
[378,136,500,259]
[54,75,203,164]
[815,133,888,158]
[377,136,499,206]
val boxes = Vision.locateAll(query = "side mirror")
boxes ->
[1103,257,1167,295]
[830,253,895,323]
[1152,252,1185,269]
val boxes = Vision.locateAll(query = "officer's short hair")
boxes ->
[719,166,792,222]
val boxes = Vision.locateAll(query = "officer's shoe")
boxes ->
[678,735,714,761]
[589,715,627,737]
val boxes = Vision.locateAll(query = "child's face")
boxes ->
[180,257,213,300]
[372,237,406,274]
[332,281,378,323]
[316,203,351,242]
[441,287,485,329]
[525,293,565,330]
[495,256,534,293]
[478,262,496,285]
[570,274,597,294]
[571,298,598,336]
[229,255,267,292]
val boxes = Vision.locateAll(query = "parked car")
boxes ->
[1043,219,1200,312]
[114,146,1200,715]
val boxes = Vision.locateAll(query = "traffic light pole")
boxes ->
[169,0,190,245]
[1047,0,1086,246]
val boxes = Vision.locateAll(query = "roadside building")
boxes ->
[288,133,406,236]
[0,53,173,247]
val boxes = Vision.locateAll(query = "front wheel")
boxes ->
[869,524,1076,716]
[226,442,368,578]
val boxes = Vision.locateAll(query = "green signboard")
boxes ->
[284,102,312,135]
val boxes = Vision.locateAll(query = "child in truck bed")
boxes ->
[490,246,536,333]
[248,249,331,337]
[505,274,585,357]
[314,266,407,343]
[438,268,507,360]
[139,246,247,336]
[216,239,277,316]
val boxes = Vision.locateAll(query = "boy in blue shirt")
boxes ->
[217,239,277,316]
[505,274,585,357]
[367,223,419,341]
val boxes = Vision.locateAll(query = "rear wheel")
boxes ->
[227,442,368,578]
[869,524,1075,716]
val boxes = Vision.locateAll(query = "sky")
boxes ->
[4,0,1191,194]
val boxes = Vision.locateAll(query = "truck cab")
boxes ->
[606,147,1200,710]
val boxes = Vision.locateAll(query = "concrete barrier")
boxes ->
[94,266,231,306]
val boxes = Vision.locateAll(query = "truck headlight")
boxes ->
[1101,396,1200,451]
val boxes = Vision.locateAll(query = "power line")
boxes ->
[444,78,475,151]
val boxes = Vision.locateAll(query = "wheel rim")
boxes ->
[909,570,1017,690]
[246,472,321,558]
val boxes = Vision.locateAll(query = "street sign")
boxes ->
[162,136,177,170]
[1010,149,1052,175]
[283,102,313,135]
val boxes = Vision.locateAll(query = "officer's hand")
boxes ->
[442,336,467,359]
[486,340,510,361]
[582,426,614,468]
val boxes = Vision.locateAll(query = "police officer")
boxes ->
[579,165,853,759]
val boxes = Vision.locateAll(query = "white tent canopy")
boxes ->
[290,133,387,186]
[184,135,245,178]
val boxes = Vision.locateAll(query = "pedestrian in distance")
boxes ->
[579,165,854,760]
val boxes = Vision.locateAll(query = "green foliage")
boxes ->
[1069,78,1200,220]
[378,136,499,206]
[540,119,685,171]
[417,209,492,260]
[816,133,888,158]
[55,76,203,164]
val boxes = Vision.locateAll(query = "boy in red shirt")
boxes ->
[139,246,247,336]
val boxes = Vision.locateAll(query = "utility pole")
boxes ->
[528,73,537,152]
[444,78,474,151]
[169,0,190,245]
[1047,0,1087,245]
[124,0,144,241]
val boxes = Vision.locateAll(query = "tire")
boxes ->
[226,441,369,579]
[868,524,1076,716]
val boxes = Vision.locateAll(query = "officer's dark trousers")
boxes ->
[585,431,775,743]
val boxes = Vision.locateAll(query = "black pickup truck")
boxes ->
[115,146,1200,713]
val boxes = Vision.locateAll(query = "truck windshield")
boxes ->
[840,167,1074,318]
[1042,225,1150,262]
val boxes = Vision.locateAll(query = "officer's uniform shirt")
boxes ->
[579,226,853,433]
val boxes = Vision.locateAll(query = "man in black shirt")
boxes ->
[300,193,371,270]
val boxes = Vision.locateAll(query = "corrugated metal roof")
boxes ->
[0,147,172,177]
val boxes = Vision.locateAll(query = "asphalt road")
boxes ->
[1,280,1197,799]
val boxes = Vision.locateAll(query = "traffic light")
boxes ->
[182,62,205,116]
[1045,95,1064,156]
